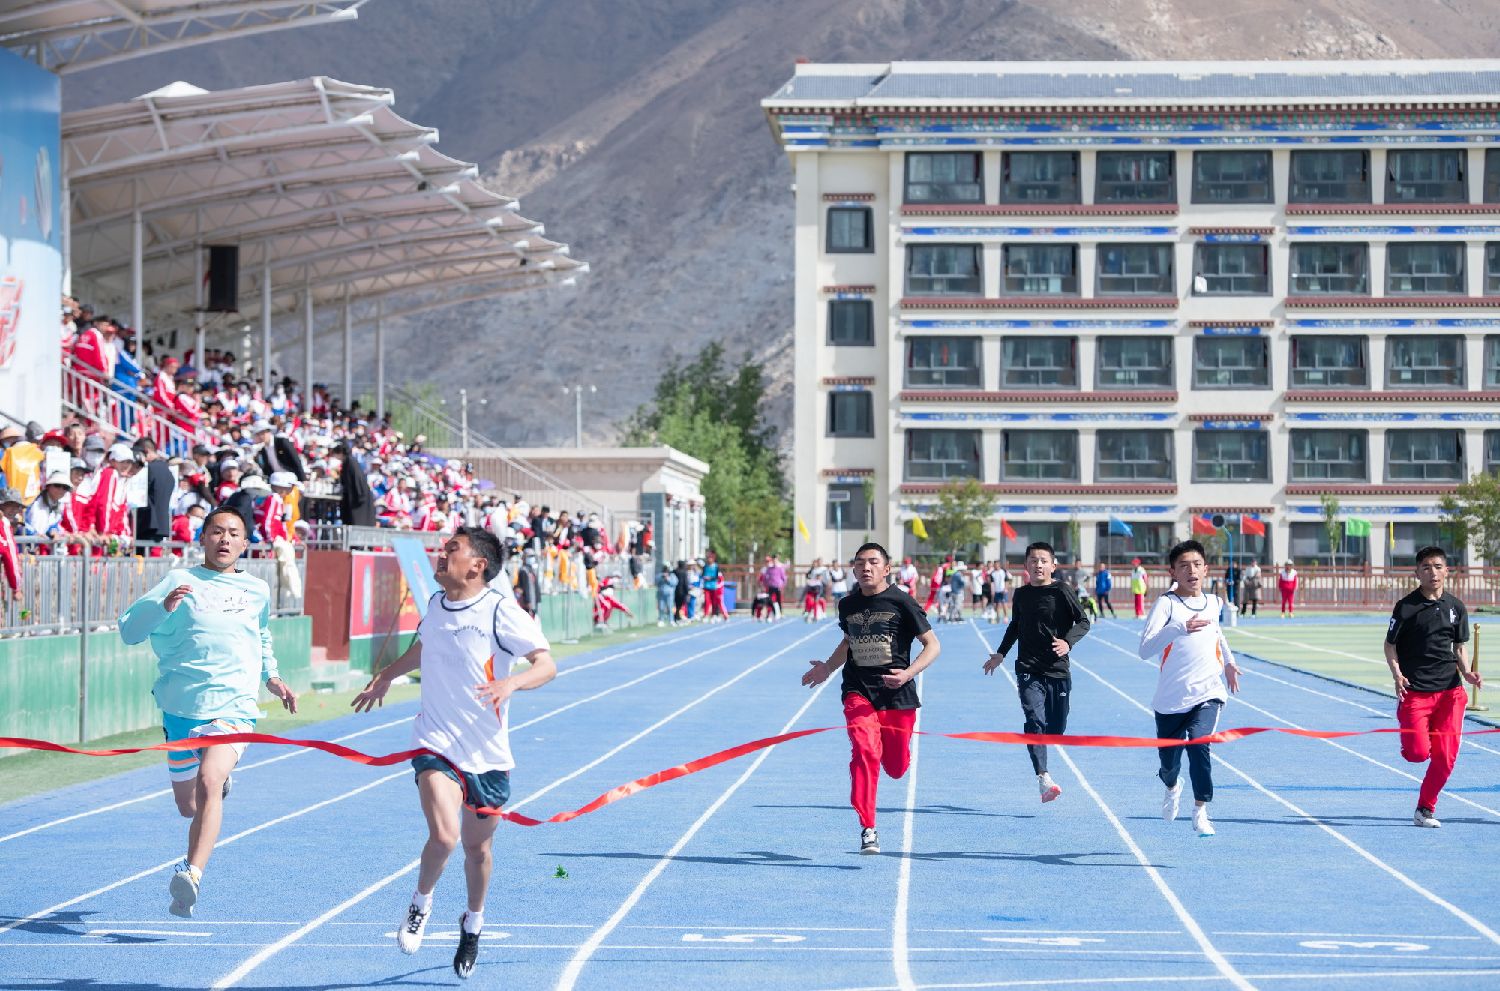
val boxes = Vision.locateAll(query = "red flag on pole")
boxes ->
[1240,515,1266,537]
[1191,515,1218,536]
[1001,519,1019,541]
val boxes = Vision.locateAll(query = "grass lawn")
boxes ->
[1224,617,1499,725]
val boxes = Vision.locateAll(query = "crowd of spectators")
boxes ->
[0,295,656,608]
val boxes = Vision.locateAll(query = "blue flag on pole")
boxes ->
[1107,516,1133,537]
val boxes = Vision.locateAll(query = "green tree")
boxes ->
[1440,471,1500,565]
[1320,493,1342,565]
[623,344,789,561]
[925,478,992,559]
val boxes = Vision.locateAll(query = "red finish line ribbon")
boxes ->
[3,724,1497,826]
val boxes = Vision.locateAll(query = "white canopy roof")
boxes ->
[0,0,366,74]
[64,76,583,318]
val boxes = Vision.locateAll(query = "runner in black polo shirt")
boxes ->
[801,541,940,855]
[982,541,1091,804]
[1384,545,1482,828]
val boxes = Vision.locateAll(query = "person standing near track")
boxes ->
[761,554,786,620]
[982,542,1090,804]
[118,506,299,918]
[1137,539,1240,837]
[1093,561,1117,618]
[701,549,728,622]
[351,526,555,979]
[1385,546,1481,828]
[1278,560,1298,616]
[801,542,940,854]
[1130,558,1148,618]
[1240,560,1261,618]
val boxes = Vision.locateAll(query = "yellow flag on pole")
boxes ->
[797,515,811,543]
[1389,519,1396,552]
[911,515,929,541]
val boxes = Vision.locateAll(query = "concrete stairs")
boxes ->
[308,645,369,694]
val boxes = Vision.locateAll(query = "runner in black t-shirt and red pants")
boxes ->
[1385,545,1482,828]
[802,542,941,854]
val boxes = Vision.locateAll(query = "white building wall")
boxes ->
[776,65,1500,570]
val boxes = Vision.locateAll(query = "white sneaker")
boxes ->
[1413,806,1442,828]
[1038,773,1062,804]
[1192,805,1215,836]
[1162,781,1182,822]
[859,827,880,854]
[397,900,431,954]
[168,861,200,918]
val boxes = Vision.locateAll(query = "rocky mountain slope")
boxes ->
[62,0,1500,445]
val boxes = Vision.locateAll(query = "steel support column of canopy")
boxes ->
[193,243,205,374]
[261,261,272,395]
[303,285,314,408]
[375,298,385,421]
[131,204,143,338]
[341,286,352,408]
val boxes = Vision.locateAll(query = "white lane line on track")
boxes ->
[0,770,407,938]
[1202,625,1500,760]
[1224,626,1386,667]
[1089,625,1500,820]
[211,624,830,990]
[964,623,1256,991]
[3,623,777,943]
[1069,638,1500,948]
[0,716,413,846]
[0,623,729,846]
[892,675,923,991]
[554,628,835,991]
[811,966,1500,991]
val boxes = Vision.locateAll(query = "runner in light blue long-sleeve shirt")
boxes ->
[118,506,298,918]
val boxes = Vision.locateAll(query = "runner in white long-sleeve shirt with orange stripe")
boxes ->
[1138,538,1241,837]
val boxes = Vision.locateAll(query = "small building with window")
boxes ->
[764,60,1500,567]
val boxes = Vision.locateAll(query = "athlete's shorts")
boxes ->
[412,753,512,819]
[162,713,256,782]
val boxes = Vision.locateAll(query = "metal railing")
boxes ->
[357,381,614,530]
[303,523,446,551]
[2,539,304,636]
[59,365,201,455]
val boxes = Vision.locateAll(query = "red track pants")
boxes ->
[844,693,916,829]
[1398,685,1468,812]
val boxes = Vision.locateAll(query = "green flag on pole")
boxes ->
[1344,517,1372,538]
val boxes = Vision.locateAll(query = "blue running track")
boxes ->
[2,615,1499,990]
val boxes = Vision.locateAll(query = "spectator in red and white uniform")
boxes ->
[256,472,297,543]
[24,471,81,545]
[215,459,242,503]
[80,443,140,541]
[150,356,180,411]
[379,478,415,527]
[0,486,23,601]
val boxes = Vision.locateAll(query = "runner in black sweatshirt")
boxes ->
[982,541,1091,803]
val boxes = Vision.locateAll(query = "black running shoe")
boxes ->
[860,827,880,855]
[453,915,480,979]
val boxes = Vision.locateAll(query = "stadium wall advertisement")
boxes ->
[0,47,62,427]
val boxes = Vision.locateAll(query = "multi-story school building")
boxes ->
[764,60,1500,567]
